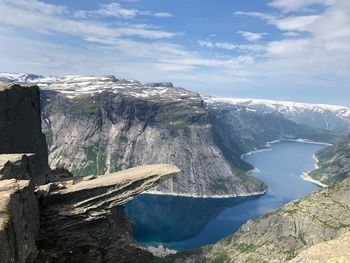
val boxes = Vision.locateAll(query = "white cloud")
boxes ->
[269,0,337,12]
[0,1,178,39]
[154,12,173,18]
[235,11,321,33]
[234,11,275,21]
[198,40,265,52]
[74,2,173,20]
[275,15,321,31]
[282,31,300,37]
[0,0,349,104]
[1,0,67,15]
[237,31,267,42]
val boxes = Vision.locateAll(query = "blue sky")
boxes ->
[0,0,349,105]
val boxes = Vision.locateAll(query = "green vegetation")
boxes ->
[211,251,230,263]
[44,131,54,148]
[72,141,108,176]
[2,204,12,230]
[118,135,128,143]
[73,97,99,113]
[209,178,229,193]
[285,251,297,261]
[235,243,257,254]
[155,101,208,128]
[297,234,307,246]
[235,169,266,192]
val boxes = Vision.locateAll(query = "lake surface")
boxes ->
[125,140,326,251]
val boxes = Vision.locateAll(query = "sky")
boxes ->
[0,0,349,105]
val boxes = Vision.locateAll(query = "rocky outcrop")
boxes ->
[0,177,40,263]
[289,231,350,263]
[0,84,49,185]
[309,134,350,185]
[36,164,180,263]
[0,83,181,262]
[167,176,350,263]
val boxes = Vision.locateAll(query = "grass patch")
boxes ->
[2,204,12,230]
[209,178,229,193]
[235,243,257,254]
[118,135,128,143]
[211,251,230,263]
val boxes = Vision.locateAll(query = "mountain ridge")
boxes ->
[0,73,337,197]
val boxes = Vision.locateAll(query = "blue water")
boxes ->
[125,140,326,251]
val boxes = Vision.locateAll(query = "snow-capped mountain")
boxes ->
[204,97,350,132]
[0,73,197,100]
[0,72,337,197]
[1,72,349,132]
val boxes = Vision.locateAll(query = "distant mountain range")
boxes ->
[0,73,340,197]
[205,97,350,133]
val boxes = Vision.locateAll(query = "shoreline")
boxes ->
[300,153,328,188]
[301,172,328,188]
[241,138,332,159]
[143,189,267,199]
[145,138,330,199]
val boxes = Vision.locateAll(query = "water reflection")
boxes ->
[125,141,326,250]
[125,194,260,243]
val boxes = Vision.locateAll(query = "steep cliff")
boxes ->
[166,176,350,263]
[0,159,40,263]
[23,75,331,197]
[0,74,336,197]
[0,84,49,184]
[309,134,350,185]
[0,83,181,263]
[40,82,269,197]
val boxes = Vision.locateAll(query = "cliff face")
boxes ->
[0,157,41,263]
[36,76,334,197]
[0,84,49,185]
[0,74,336,197]
[41,89,268,197]
[168,177,350,263]
[309,134,350,185]
[0,83,180,263]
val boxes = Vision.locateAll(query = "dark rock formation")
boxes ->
[0,177,40,263]
[0,84,49,185]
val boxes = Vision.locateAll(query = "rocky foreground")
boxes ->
[0,156,179,263]
[0,84,180,263]
[164,176,350,263]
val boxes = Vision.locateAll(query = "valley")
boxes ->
[126,140,326,251]
[0,74,349,263]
